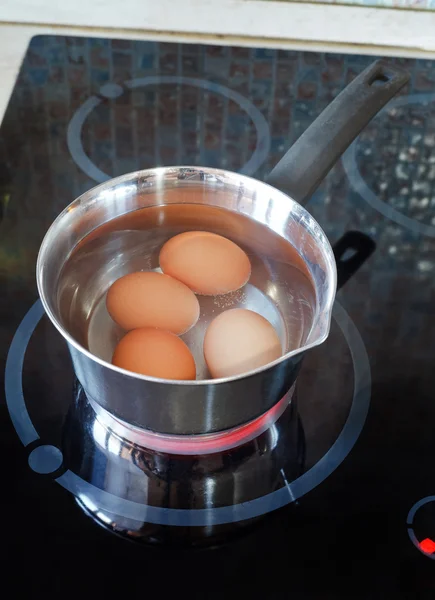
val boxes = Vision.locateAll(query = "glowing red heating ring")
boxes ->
[108,391,292,455]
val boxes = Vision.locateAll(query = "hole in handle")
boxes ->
[338,247,357,262]
[368,72,390,87]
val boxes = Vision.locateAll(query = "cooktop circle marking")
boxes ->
[407,496,435,560]
[4,300,44,446]
[67,76,271,183]
[99,83,124,99]
[343,93,435,238]
[5,298,371,526]
[28,445,63,475]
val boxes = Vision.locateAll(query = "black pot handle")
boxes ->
[266,60,409,204]
[333,231,376,290]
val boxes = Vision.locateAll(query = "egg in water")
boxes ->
[204,308,282,379]
[106,271,200,334]
[159,231,251,295]
[112,328,196,380]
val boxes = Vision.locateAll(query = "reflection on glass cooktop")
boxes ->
[1,36,435,598]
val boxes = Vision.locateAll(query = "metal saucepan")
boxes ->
[37,60,408,435]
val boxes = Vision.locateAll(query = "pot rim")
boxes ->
[36,166,337,386]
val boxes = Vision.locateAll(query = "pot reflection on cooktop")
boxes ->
[64,382,304,546]
[6,291,369,545]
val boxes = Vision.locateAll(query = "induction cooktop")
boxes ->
[1,36,435,598]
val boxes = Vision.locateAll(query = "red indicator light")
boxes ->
[419,538,435,554]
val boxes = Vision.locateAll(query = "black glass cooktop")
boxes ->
[1,36,435,598]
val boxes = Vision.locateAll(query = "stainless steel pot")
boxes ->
[37,60,408,435]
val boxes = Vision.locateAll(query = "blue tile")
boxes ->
[141,54,155,69]
[30,36,45,48]
[43,35,64,47]
[181,114,197,130]
[271,136,287,152]
[48,47,65,66]
[90,38,110,48]
[92,69,110,84]
[254,48,274,60]
[251,80,272,98]
[227,114,249,135]
[93,141,114,160]
[28,68,49,86]
[203,150,221,167]
[134,40,156,54]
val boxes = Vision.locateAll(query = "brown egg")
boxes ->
[112,328,196,380]
[204,309,282,379]
[106,271,200,334]
[159,231,251,295]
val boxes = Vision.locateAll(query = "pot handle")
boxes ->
[333,231,376,290]
[266,60,409,204]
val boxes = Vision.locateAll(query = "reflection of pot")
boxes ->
[37,61,408,435]
[63,381,304,546]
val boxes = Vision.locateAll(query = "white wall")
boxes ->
[1,0,435,122]
[1,0,435,52]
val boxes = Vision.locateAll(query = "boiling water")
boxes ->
[58,204,317,380]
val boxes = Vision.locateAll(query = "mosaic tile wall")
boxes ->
[1,36,433,233]
[0,38,434,287]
